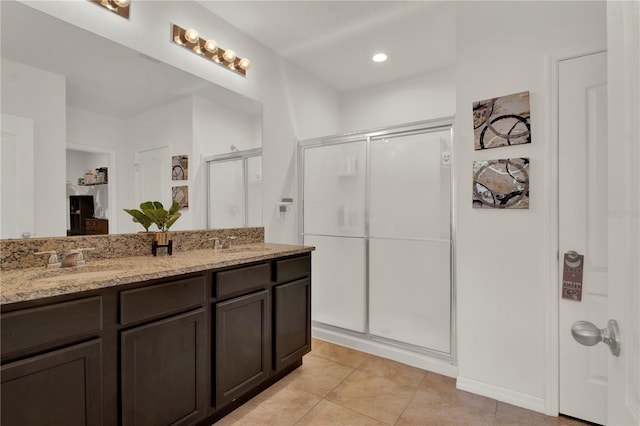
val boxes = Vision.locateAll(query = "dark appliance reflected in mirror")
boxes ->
[68,195,94,236]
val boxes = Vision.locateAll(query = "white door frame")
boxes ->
[547,42,607,417]
[606,1,639,423]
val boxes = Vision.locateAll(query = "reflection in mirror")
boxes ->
[0,1,262,239]
[206,148,263,229]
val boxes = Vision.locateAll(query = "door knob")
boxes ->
[571,319,621,356]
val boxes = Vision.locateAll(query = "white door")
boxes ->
[560,7,640,422]
[135,147,170,207]
[0,114,34,239]
[606,2,639,425]
[559,51,608,424]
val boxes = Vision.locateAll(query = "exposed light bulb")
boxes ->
[204,39,218,54]
[222,49,236,63]
[238,57,251,70]
[372,53,388,63]
[113,0,130,7]
[184,28,199,44]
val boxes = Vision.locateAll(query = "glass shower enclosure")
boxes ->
[206,148,262,229]
[299,118,454,359]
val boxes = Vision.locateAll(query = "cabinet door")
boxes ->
[121,309,206,426]
[215,290,269,408]
[1,339,102,426]
[273,278,311,372]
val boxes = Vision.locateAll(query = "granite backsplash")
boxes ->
[0,227,264,270]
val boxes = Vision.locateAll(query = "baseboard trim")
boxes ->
[456,376,546,414]
[312,326,458,378]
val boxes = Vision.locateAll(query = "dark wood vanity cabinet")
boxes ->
[119,275,208,426]
[121,309,207,426]
[0,251,312,426]
[215,290,270,408]
[1,296,104,426]
[1,339,103,426]
[273,256,312,372]
[213,263,271,409]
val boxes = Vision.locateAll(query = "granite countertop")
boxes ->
[0,243,313,305]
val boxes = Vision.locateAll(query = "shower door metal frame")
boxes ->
[297,117,457,364]
[205,147,262,229]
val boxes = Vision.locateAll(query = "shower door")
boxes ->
[369,130,452,353]
[300,119,454,357]
[303,140,367,333]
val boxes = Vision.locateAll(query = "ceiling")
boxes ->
[0,1,455,117]
[197,1,456,92]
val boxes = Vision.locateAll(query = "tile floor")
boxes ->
[215,339,588,426]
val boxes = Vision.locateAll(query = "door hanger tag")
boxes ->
[562,251,584,301]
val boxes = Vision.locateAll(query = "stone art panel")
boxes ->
[473,91,531,150]
[473,158,530,209]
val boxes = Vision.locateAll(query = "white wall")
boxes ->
[22,0,342,244]
[193,95,261,157]
[454,0,606,412]
[340,67,456,133]
[0,59,66,237]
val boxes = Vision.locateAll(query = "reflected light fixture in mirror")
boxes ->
[91,0,130,19]
[172,24,251,77]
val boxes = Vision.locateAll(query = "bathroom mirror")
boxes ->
[0,1,262,239]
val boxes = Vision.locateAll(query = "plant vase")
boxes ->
[152,232,173,256]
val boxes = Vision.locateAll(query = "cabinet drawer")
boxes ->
[1,296,102,358]
[273,255,311,284]
[214,263,269,299]
[120,276,205,325]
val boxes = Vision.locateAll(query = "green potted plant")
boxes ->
[124,201,182,253]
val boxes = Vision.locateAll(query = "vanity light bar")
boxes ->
[91,0,130,19]
[171,24,251,77]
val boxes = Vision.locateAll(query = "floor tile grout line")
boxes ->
[308,348,366,370]
[323,367,358,400]
[322,396,395,426]
[392,382,421,426]
[312,341,429,390]
[292,397,323,426]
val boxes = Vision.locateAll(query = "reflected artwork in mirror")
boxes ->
[0,1,262,239]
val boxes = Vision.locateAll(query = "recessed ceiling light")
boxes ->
[372,53,387,63]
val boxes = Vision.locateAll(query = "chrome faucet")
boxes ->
[35,247,95,268]
[34,251,61,269]
[208,236,237,250]
[61,250,81,267]
[209,237,223,250]
[223,236,237,248]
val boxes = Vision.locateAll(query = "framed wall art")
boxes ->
[473,91,531,150]
[172,155,189,180]
[473,158,530,209]
[172,185,189,209]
